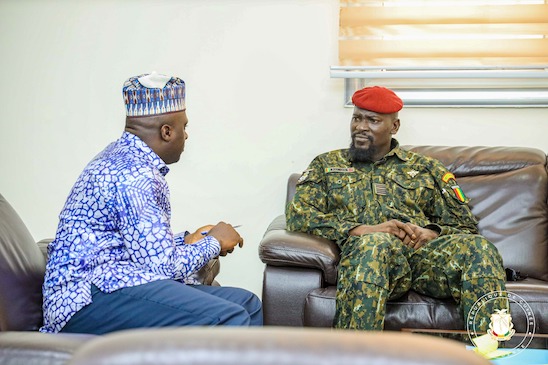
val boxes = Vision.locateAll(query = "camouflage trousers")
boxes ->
[334,233,507,331]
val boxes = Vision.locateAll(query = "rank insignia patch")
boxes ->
[407,169,419,178]
[297,169,312,183]
[374,183,387,195]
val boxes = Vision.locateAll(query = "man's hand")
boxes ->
[402,223,439,249]
[206,222,244,256]
[349,219,415,242]
[349,220,438,249]
[185,224,215,244]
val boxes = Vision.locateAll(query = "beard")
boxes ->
[349,137,377,163]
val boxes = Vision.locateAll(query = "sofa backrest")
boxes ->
[286,146,548,282]
[0,194,46,331]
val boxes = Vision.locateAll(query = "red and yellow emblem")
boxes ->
[442,172,456,183]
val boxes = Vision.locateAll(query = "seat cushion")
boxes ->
[303,282,548,333]
[303,286,462,330]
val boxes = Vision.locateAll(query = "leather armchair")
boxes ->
[0,192,220,364]
[259,146,548,343]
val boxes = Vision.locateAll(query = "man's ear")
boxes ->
[391,118,400,134]
[160,124,173,141]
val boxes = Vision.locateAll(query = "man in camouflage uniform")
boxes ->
[286,86,507,331]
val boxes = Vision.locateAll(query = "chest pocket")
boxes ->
[326,174,366,212]
[390,175,435,207]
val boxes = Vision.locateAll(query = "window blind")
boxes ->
[339,0,548,67]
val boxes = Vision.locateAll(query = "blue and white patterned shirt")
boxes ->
[40,132,221,333]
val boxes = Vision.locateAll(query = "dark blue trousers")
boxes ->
[60,280,263,334]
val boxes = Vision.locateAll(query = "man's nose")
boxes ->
[355,121,369,131]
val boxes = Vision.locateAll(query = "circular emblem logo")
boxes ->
[467,291,536,358]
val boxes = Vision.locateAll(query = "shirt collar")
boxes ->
[121,131,170,176]
[385,139,410,162]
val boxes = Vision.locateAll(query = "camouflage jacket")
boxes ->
[286,141,479,245]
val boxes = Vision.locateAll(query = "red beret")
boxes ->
[351,86,403,114]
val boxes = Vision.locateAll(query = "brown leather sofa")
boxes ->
[259,146,548,343]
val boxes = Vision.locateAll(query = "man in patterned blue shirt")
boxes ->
[40,72,262,334]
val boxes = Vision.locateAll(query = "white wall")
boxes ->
[1,0,547,297]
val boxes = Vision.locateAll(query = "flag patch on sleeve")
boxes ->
[451,185,468,203]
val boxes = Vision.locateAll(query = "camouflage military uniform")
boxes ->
[286,140,507,331]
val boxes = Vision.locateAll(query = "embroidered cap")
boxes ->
[123,72,186,116]
[351,86,403,114]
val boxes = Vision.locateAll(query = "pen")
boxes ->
[201,224,242,235]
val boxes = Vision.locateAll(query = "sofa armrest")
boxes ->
[0,331,96,365]
[37,239,52,261]
[258,215,340,285]
[36,239,220,286]
[66,327,491,365]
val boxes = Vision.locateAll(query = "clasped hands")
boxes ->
[349,220,439,250]
[185,222,243,256]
